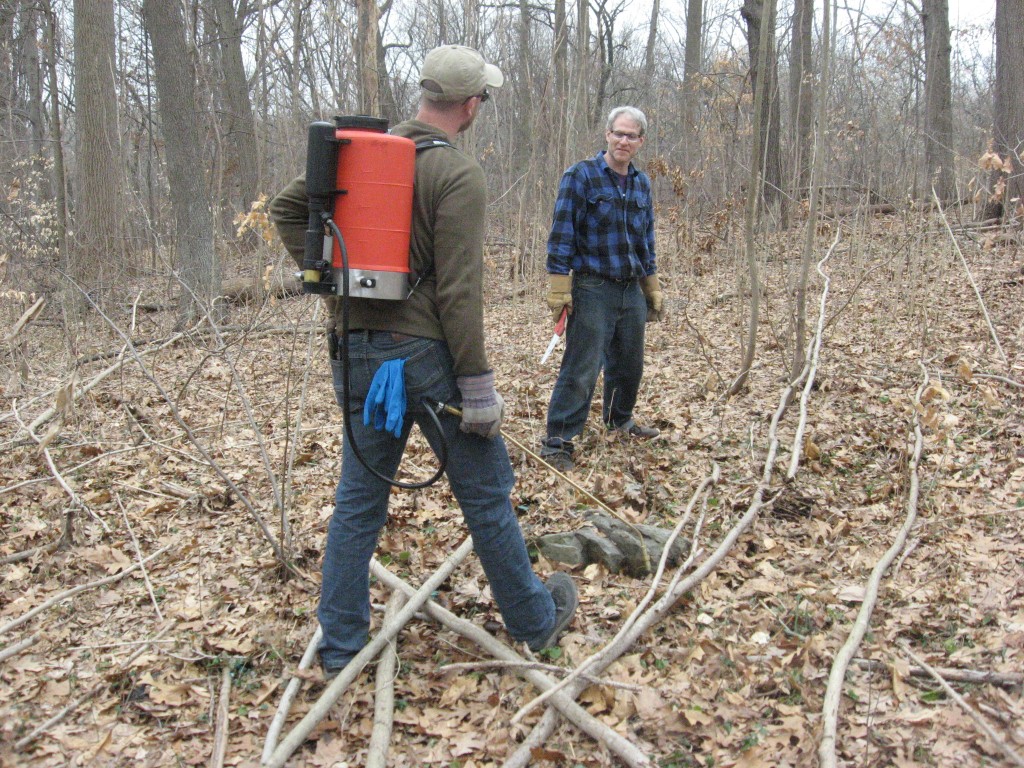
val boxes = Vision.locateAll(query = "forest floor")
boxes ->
[0,211,1022,768]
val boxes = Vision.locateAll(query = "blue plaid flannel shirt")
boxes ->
[546,150,656,280]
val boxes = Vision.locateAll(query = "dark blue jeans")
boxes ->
[318,331,555,668]
[545,273,647,448]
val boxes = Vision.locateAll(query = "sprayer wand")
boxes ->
[431,400,652,572]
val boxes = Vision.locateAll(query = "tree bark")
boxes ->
[72,0,127,292]
[740,0,785,226]
[922,0,954,203]
[789,0,813,196]
[642,0,660,89]
[986,0,1024,219]
[142,0,219,328]
[211,0,259,216]
[682,0,703,166]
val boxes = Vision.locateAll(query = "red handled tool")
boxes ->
[540,307,568,364]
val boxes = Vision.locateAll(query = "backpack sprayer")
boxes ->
[302,116,449,488]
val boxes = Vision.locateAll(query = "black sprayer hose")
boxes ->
[323,215,447,489]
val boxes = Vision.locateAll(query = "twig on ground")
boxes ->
[0,632,39,663]
[973,372,1024,389]
[262,537,476,768]
[818,364,927,768]
[370,561,652,768]
[934,191,1008,368]
[0,544,172,637]
[511,463,719,724]
[901,644,1024,767]
[115,492,164,621]
[261,627,322,765]
[438,660,644,691]
[11,399,109,535]
[367,591,406,768]
[788,234,838,479]
[850,657,1023,687]
[504,342,812,768]
[209,665,232,768]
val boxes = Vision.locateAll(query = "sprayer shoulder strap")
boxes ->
[407,139,455,292]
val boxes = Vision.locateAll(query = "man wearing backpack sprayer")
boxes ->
[270,45,577,678]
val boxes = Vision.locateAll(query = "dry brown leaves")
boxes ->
[1,214,1022,767]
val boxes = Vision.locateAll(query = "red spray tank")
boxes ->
[302,116,415,300]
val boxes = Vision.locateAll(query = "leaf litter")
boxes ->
[0,215,1022,767]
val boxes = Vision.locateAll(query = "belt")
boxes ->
[578,271,638,284]
[348,329,418,343]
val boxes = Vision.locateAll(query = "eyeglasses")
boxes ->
[477,90,490,103]
[610,130,642,143]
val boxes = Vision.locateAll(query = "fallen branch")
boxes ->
[973,372,1024,389]
[438,660,643,692]
[367,591,406,768]
[370,561,652,768]
[935,191,1008,368]
[0,544,172,637]
[818,365,927,768]
[209,665,232,768]
[261,627,322,765]
[511,464,719,724]
[262,536,476,768]
[3,295,46,345]
[901,644,1024,767]
[0,632,39,663]
[505,358,810,767]
[788,233,838,478]
[850,657,1023,687]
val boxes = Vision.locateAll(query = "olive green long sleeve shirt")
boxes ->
[269,120,491,377]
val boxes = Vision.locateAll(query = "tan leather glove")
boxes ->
[640,275,664,322]
[546,274,573,323]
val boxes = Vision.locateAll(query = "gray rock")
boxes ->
[576,529,625,573]
[535,532,586,567]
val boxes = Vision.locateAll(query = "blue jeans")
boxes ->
[318,331,555,668]
[545,273,647,448]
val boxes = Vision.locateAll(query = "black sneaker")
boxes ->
[529,572,578,652]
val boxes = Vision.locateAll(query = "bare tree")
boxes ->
[741,0,784,226]
[922,0,954,203]
[142,0,219,327]
[72,0,127,292]
[211,0,259,216]
[986,0,1023,219]
[642,0,660,88]
[680,0,704,171]
[789,0,813,195]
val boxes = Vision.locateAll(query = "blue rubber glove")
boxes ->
[383,359,406,437]
[363,359,406,438]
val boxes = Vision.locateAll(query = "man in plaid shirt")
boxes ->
[541,106,664,472]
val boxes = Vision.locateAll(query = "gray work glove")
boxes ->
[456,371,505,439]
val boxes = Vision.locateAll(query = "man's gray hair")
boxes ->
[606,106,647,136]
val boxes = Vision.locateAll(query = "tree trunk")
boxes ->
[922,0,954,204]
[986,0,1024,220]
[642,0,660,89]
[740,0,785,227]
[789,0,813,196]
[573,0,591,140]
[356,0,383,117]
[42,0,68,271]
[682,0,703,165]
[142,0,219,328]
[72,0,127,293]
[211,0,259,216]
[552,0,569,172]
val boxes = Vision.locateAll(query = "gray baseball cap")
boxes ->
[419,45,504,102]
